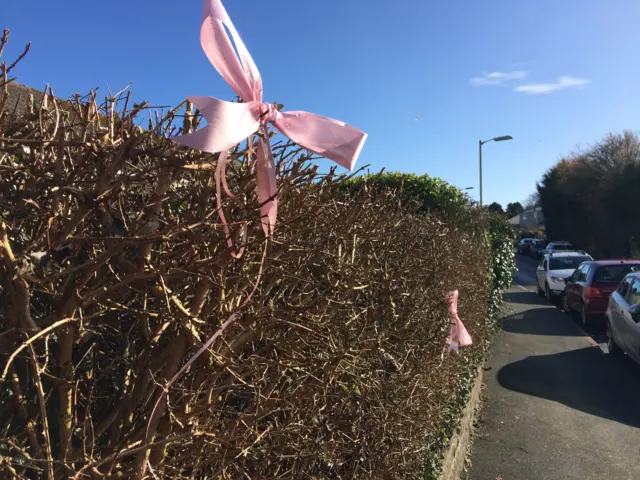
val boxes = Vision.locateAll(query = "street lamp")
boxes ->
[478,135,513,207]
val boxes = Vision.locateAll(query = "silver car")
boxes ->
[605,272,640,362]
[543,241,574,255]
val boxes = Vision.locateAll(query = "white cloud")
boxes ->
[513,76,590,94]
[469,70,528,86]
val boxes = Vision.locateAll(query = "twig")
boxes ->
[0,29,9,58]
[1,316,96,382]
[7,366,42,455]
[5,41,30,74]
[57,322,75,466]
[28,345,54,480]
[0,63,7,114]
[0,222,39,331]
[73,432,198,479]
[133,333,188,478]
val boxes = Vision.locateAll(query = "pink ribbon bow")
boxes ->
[143,5,365,473]
[446,290,473,352]
[173,0,367,238]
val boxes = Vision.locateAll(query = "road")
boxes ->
[467,255,640,480]
[514,253,609,349]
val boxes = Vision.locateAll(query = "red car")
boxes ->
[562,260,640,326]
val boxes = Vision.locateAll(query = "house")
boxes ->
[508,206,544,229]
[3,81,47,116]
[2,81,115,137]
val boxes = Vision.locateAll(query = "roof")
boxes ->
[508,207,544,228]
[586,259,640,266]
[546,251,591,258]
[3,81,107,133]
[3,81,45,116]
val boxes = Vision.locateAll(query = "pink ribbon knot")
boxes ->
[172,0,368,238]
[446,290,473,352]
[144,3,365,472]
[256,103,280,125]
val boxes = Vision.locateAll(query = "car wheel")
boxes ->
[606,319,622,356]
[562,293,571,313]
[536,280,544,296]
[581,304,591,328]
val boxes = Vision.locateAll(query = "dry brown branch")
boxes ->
[5,42,30,76]
[0,29,9,59]
[7,366,42,456]
[0,40,493,478]
[57,323,75,468]
[28,345,54,480]
[72,432,198,479]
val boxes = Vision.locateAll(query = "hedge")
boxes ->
[346,172,514,478]
[344,172,471,215]
[0,38,513,479]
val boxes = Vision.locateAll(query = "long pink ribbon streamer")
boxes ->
[446,290,473,352]
[172,0,367,236]
[144,2,366,472]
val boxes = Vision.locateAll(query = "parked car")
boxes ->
[605,272,640,363]
[544,241,574,255]
[530,239,548,260]
[517,238,535,255]
[562,260,640,326]
[536,251,593,302]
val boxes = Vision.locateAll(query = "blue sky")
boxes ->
[4,0,640,207]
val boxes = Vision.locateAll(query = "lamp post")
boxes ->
[479,135,512,207]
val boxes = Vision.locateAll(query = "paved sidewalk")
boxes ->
[467,263,640,480]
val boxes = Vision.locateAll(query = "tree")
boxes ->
[487,202,504,214]
[522,192,540,209]
[537,131,640,257]
[506,202,524,218]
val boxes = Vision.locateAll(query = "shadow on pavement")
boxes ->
[504,291,548,306]
[498,347,640,428]
[565,310,607,336]
[501,307,584,336]
[504,287,610,343]
[515,253,539,267]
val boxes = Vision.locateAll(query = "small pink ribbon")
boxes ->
[172,0,367,238]
[446,290,472,352]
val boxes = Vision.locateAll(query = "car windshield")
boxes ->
[550,243,573,250]
[593,265,640,283]
[549,256,590,270]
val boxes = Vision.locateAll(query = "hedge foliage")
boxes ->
[347,171,515,313]
[0,34,514,479]
[486,214,516,331]
[344,173,515,478]
[345,172,471,215]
